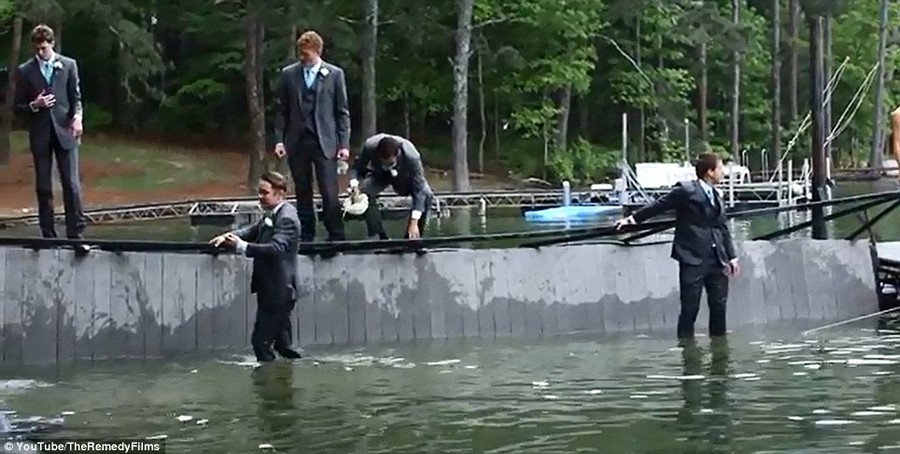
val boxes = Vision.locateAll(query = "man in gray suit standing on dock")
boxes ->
[13,24,86,239]
[272,30,351,242]
[210,172,303,363]
[348,133,434,240]
[614,153,740,339]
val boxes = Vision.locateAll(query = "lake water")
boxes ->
[0,180,898,453]
[5,325,900,453]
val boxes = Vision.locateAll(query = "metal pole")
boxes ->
[619,113,628,205]
[809,15,828,239]
[787,159,794,206]
[684,117,690,162]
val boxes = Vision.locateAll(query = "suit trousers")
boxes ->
[251,296,301,362]
[288,132,345,241]
[677,255,729,339]
[360,177,431,239]
[32,129,86,239]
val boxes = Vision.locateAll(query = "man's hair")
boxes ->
[375,136,402,160]
[261,171,288,192]
[31,24,54,45]
[296,30,324,53]
[694,152,721,178]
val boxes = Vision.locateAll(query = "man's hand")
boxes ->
[209,233,239,248]
[613,215,636,231]
[725,258,740,278]
[31,92,55,110]
[273,143,286,159]
[69,115,83,139]
[406,220,420,239]
[337,148,349,160]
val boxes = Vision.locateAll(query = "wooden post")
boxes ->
[809,15,828,239]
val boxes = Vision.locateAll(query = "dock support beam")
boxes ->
[809,13,828,239]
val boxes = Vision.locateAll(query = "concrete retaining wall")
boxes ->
[0,239,879,365]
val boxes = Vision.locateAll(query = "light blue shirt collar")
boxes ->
[698,179,716,205]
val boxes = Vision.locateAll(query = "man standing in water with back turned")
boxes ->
[614,153,740,339]
[272,30,351,242]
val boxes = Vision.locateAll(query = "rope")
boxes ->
[802,306,900,336]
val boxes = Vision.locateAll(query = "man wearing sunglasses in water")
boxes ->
[348,134,434,240]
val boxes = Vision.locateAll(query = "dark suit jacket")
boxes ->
[232,202,302,308]
[272,60,350,158]
[632,179,737,266]
[350,133,434,213]
[13,54,83,151]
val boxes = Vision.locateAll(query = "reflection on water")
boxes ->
[3,326,900,452]
[1,181,897,242]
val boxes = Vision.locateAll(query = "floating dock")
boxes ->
[0,238,882,365]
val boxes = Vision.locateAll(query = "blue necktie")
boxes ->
[304,68,315,88]
[705,187,715,206]
[41,61,52,83]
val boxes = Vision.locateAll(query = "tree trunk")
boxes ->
[788,0,799,121]
[698,40,708,143]
[555,85,572,151]
[493,91,500,157]
[360,0,378,145]
[636,19,644,161]
[451,0,473,191]
[824,12,832,160]
[403,94,410,139]
[771,0,781,168]
[731,0,741,161]
[477,47,486,173]
[871,0,889,169]
[244,10,266,190]
[0,17,23,166]
[578,95,589,139]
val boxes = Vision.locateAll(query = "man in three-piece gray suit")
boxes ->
[349,134,434,239]
[209,172,303,363]
[272,30,351,242]
[12,24,86,239]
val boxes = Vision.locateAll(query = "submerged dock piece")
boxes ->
[0,238,881,366]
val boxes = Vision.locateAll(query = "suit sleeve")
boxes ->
[409,156,431,213]
[273,69,290,146]
[719,221,737,261]
[12,67,33,115]
[334,68,351,150]
[245,215,299,258]
[631,184,688,223]
[349,147,371,181]
[68,59,83,120]
[231,221,260,242]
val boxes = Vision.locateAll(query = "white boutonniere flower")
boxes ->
[263,217,273,227]
[52,61,63,70]
[390,169,398,178]
[319,67,329,77]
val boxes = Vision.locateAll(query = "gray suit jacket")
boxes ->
[632,180,736,266]
[273,60,350,158]
[13,54,83,151]
[232,202,302,307]
[350,133,434,213]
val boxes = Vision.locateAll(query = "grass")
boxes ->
[9,130,239,191]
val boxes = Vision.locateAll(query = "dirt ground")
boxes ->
[0,142,521,217]
[0,146,248,216]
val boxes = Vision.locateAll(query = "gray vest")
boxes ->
[300,74,317,135]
